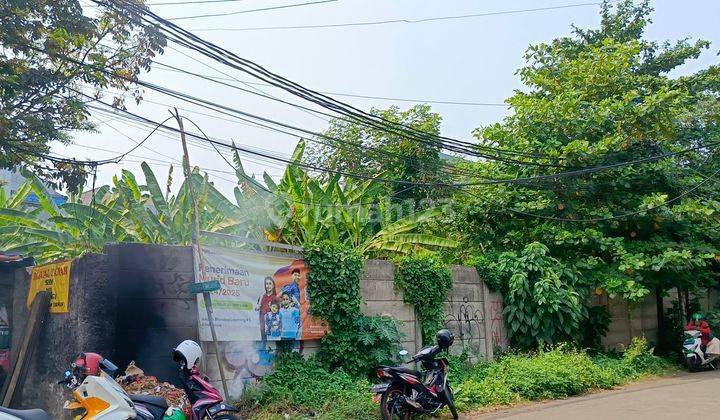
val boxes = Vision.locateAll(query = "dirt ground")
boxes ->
[466,369,720,419]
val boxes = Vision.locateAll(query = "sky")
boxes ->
[57,0,720,197]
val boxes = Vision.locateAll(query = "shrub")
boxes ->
[453,340,671,411]
[248,352,377,420]
[455,377,517,411]
[305,243,403,377]
[487,347,606,400]
[621,337,670,376]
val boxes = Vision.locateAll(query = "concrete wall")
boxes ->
[360,260,420,354]
[107,243,198,385]
[597,289,717,350]
[9,253,113,418]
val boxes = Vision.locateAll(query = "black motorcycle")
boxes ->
[372,329,458,420]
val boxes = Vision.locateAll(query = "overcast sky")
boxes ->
[59,0,720,197]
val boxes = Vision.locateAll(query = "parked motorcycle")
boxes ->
[372,329,458,420]
[683,330,718,372]
[172,340,241,420]
[60,352,185,420]
[0,407,52,420]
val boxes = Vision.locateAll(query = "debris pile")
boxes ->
[119,362,189,410]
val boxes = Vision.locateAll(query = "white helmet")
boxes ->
[173,340,202,369]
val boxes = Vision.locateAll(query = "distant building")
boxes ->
[0,168,67,207]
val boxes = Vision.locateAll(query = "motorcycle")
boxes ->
[177,364,240,420]
[683,330,718,372]
[0,407,51,420]
[372,329,458,420]
[60,353,185,420]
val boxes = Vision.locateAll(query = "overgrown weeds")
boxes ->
[244,337,673,419]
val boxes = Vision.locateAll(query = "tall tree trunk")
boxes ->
[684,289,691,322]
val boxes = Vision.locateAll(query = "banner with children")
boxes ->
[194,246,328,342]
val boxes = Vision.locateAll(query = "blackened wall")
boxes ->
[107,243,198,385]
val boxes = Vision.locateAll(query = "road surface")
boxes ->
[469,370,720,419]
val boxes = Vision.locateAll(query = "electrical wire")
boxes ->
[82,94,720,189]
[153,63,508,107]
[95,0,562,164]
[189,1,618,31]
[166,0,337,21]
[148,0,247,5]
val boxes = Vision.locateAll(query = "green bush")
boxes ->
[454,339,672,411]
[305,243,403,377]
[249,339,672,417]
[247,352,377,420]
[488,347,606,400]
[394,254,452,345]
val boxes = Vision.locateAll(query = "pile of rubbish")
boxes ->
[119,362,189,410]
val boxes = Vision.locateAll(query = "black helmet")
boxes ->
[436,329,454,349]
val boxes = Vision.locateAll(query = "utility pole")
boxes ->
[171,108,230,399]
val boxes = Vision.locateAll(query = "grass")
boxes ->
[240,337,674,419]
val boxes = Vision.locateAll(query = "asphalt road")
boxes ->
[469,370,720,420]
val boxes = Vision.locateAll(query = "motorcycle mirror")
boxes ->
[399,350,409,356]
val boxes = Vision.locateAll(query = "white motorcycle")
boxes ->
[683,330,718,371]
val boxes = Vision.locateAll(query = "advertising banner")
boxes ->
[194,246,327,342]
[26,259,71,313]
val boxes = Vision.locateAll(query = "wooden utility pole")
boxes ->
[171,108,229,399]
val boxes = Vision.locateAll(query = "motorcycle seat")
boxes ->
[0,407,52,420]
[381,366,422,378]
[129,394,168,418]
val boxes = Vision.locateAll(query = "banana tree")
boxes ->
[231,139,458,255]
[0,164,245,263]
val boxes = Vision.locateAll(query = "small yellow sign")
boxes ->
[27,260,72,313]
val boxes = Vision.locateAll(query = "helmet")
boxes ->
[436,329,454,350]
[692,313,703,321]
[173,340,202,370]
[72,352,103,378]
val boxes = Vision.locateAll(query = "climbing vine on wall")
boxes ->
[304,242,402,377]
[395,254,453,345]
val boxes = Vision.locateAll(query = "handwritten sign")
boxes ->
[27,260,71,313]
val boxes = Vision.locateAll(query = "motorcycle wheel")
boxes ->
[205,414,240,420]
[443,384,459,420]
[380,385,411,420]
[685,355,701,372]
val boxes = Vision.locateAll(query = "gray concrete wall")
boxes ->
[9,253,113,418]
[444,266,494,360]
[360,260,420,354]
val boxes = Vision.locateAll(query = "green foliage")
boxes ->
[0,164,237,262]
[245,352,376,420]
[455,340,671,411]
[1,0,166,191]
[233,140,457,256]
[305,104,450,203]
[394,254,452,345]
[449,0,720,349]
[498,243,587,349]
[466,252,504,292]
[581,306,612,351]
[304,243,402,377]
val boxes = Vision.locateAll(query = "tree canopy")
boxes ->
[451,0,720,348]
[305,104,451,204]
[0,0,165,191]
